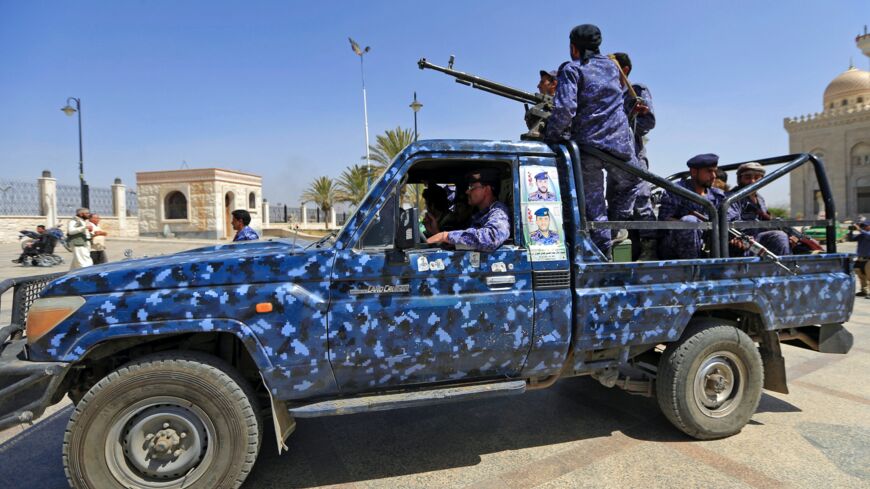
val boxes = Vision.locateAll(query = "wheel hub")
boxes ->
[121,405,207,479]
[693,352,745,418]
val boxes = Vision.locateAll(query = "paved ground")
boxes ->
[0,240,866,488]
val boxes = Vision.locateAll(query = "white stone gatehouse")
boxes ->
[136,168,263,239]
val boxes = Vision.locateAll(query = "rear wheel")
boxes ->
[63,352,261,489]
[657,321,763,439]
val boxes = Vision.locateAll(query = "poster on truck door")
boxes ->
[520,166,567,262]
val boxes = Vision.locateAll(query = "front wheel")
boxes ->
[656,321,763,440]
[63,352,262,489]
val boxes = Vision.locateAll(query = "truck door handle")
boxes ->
[486,275,516,288]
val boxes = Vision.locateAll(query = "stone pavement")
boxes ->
[0,241,866,488]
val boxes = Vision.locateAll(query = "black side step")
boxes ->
[289,380,526,418]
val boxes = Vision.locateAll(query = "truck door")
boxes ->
[517,157,573,379]
[328,157,535,395]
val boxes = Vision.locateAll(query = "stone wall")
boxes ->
[0,216,139,243]
[0,217,53,244]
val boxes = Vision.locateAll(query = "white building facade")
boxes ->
[785,29,870,220]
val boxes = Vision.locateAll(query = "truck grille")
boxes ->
[0,273,65,328]
[533,270,571,290]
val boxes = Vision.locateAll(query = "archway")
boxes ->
[225,192,235,239]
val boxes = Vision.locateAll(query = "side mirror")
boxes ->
[396,206,419,250]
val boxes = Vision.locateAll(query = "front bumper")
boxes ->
[0,325,69,431]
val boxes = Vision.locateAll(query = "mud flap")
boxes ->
[758,331,788,394]
[262,374,296,454]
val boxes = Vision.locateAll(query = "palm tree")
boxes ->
[367,126,415,171]
[335,164,374,208]
[302,176,336,229]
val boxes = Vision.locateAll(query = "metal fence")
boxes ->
[56,183,83,216]
[126,189,138,216]
[0,178,130,217]
[268,203,348,226]
[0,179,40,215]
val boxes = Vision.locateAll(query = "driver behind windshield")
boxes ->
[426,169,510,252]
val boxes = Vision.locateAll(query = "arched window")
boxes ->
[164,191,188,219]
[852,143,870,167]
[249,192,256,209]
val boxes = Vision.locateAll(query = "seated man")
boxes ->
[728,162,791,256]
[421,184,451,238]
[13,225,48,264]
[658,153,736,259]
[426,169,510,252]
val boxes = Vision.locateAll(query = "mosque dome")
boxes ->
[823,66,870,110]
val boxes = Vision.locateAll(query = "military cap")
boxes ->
[534,207,550,217]
[534,171,549,180]
[737,162,766,177]
[686,153,719,169]
[467,168,501,187]
[539,69,557,80]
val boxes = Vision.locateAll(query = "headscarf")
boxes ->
[569,24,602,64]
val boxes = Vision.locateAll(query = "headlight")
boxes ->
[26,296,86,344]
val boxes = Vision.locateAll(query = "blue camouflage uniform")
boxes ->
[233,225,260,242]
[545,54,639,257]
[728,189,790,256]
[446,201,510,252]
[530,229,559,245]
[529,207,559,245]
[626,83,657,231]
[657,178,728,259]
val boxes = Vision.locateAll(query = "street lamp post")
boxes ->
[60,97,88,208]
[349,38,372,187]
[409,92,422,142]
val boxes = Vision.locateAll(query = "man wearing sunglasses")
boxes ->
[426,169,510,252]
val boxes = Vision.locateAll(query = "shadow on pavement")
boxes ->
[245,377,675,488]
[0,405,71,489]
[0,376,798,488]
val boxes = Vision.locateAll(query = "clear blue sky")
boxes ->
[1,1,868,208]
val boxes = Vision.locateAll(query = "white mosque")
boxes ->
[785,27,870,220]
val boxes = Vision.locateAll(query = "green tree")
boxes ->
[302,176,337,229]
[335,164,374,207]
[768,207,789,219]
[367,126,415,170]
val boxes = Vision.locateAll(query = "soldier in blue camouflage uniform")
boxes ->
[613,52,658,260]
[231,209,260,242]
[544,24,640,258]
[728,162,792,256]
[427,169,510,252]
[529,207,560,245]
[658,154,738,259]
[528,171,556,201]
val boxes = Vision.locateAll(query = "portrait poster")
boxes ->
[520,165,566,261]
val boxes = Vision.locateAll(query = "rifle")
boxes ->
[777,220,823,253]
[607,55,649,127]
[418,57,553,140]
[690,211,796,274]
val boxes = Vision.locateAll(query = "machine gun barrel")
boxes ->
[418,58,544,105]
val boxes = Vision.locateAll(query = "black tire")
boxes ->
[656,320,763,440]
[63,352,262,489]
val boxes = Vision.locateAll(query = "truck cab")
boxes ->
[0,139,855,489]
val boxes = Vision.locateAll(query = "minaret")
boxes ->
[858,25,870,66]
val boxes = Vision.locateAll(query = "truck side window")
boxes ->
[360,191,397,249]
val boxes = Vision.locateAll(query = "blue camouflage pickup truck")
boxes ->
[0,140,855,489]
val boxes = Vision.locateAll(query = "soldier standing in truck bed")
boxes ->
[613,52,658,260]
[544,24,640,259]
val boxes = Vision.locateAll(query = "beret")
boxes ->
[687,153,719,168]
